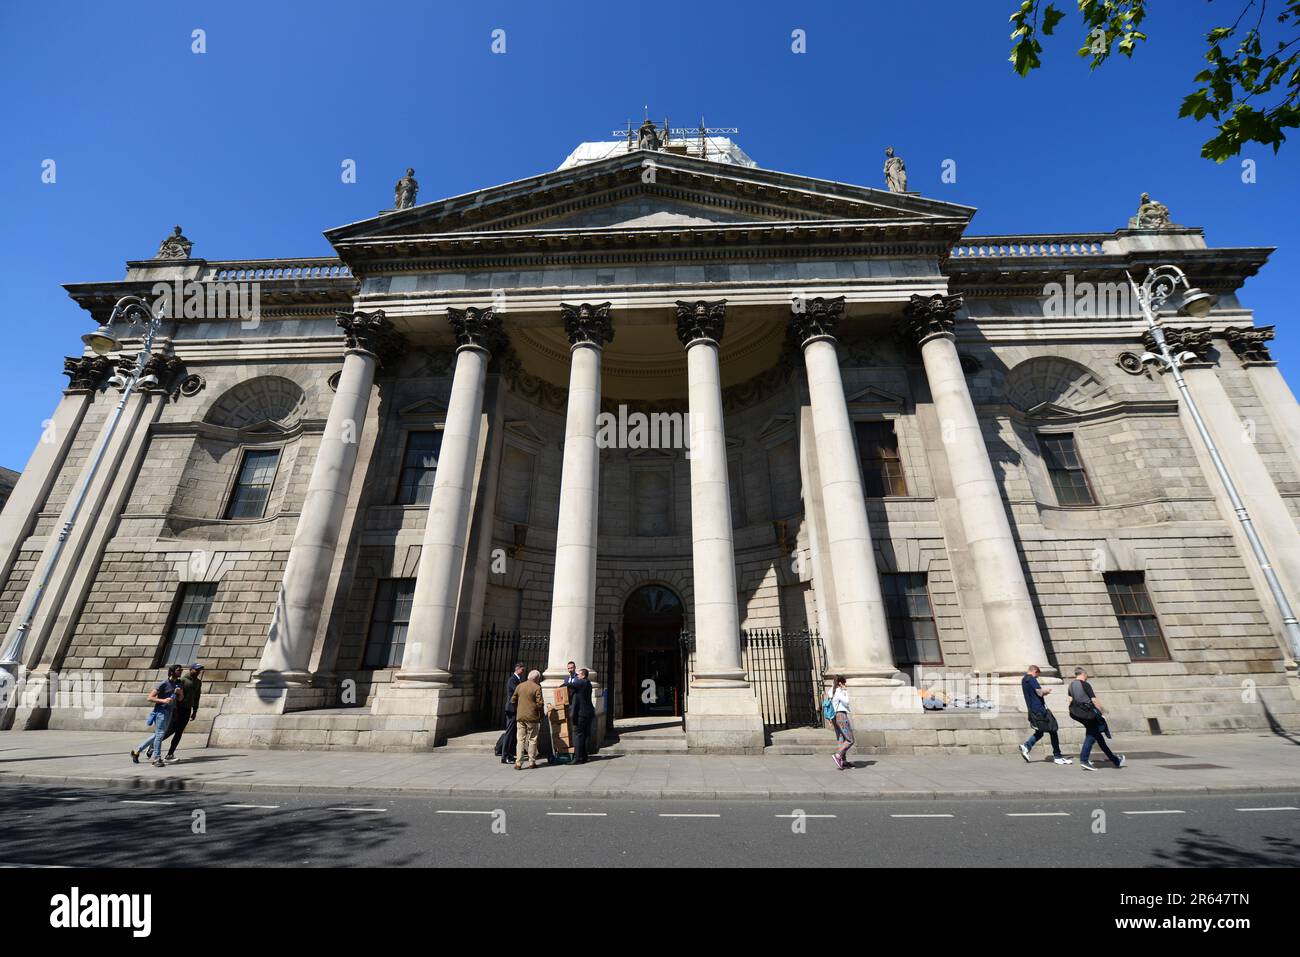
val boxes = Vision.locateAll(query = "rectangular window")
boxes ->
[1038,432,1096,506]
[161,582,217,666]
[883,573,942,665]
[1105,572,1170,660]
[396,431,442,506]
[225,448,280,519]
[856,421,908,497]
[363,578,416,668]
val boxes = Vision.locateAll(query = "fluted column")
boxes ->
[792,297,897,677]
[900,293,1050,675]
[545,303,612,685]
[258,310,404,684]
[676,301,747,686]
[398,307,500,686]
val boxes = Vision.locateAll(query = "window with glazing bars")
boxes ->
[364,578,416,668]
[225,448,280,519]
[856,421,908,497]
[1105,571,1170,660]
[396,431,442,506]
[1037,432,1095,506]
[161,582,217,666]
[883,573,942,665]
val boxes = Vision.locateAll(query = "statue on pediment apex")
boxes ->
[394,168,419,210]
[637,118,664,151]
[883,146,907,193]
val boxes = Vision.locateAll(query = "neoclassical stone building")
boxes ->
[2,130,1298,753]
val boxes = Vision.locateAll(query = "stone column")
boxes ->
[0,357,109,592]
[791,297,898,680]
[256,310,403,692]
[676,300,765,752]
[1157,327,1300,664]
[545,303,612,691]
[899,293,1050,675]
[398,307,500,686]
[1224,326,1300,470]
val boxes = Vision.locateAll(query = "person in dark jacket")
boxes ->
[568,668,595,764]
[1068,666,1126,771]
[500,663,525,764]
[157,663,203,762]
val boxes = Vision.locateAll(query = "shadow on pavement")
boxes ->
[1151,827,1300,868]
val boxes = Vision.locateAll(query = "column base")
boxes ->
[685,684,765,754]
[222,681,333,717]
[367,685,475,748]
[392,669,456,690]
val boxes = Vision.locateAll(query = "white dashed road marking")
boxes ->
[223,804,281,810]
[1006,812,1070,817]
[326,807,388,813]
[119,800,176,806]
[435,810,495,815]
[1122,810,1185,815]
[659,813,721,818]
[547,812,608,817]
[890,813,954,818]
[1235,806,1298,812]
[774,813,837,819]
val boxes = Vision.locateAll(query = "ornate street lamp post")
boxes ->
[0,296,163,669]
[1130,265,1300,660]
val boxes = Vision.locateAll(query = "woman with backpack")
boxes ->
[130,665,183,768]
[826,675,855,770]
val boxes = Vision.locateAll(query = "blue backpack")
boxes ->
[822,697,836,721]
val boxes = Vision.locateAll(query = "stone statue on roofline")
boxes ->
[637,118,664,151]
[155,225,193,260]
[1128,191,1178,229]
[394,168,419,210]
[883,146,907,193]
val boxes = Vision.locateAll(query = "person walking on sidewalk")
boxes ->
[1018,665,1071,765]
[1068,666,1126,771]
[569,668,595,764]
[830,675,855,770]
[158,663,203,762]
[499,662,525,765]
[510,669,545,770]
[131,665,182,768]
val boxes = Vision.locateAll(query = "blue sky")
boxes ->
[1,0,1296,470]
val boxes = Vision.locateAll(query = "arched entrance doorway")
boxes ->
[621,585,685,718]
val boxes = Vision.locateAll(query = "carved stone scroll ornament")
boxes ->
[446,305,503,354]
[561,302,614,347]
[337,309,408,368]
[789,295,846,346]
[675,299,727,346]
[154,225,193,260]
[1223,325,1275,363]
[1143,327,1213,364]
[113,352,188,396]
[62,355,115,391]
[896,293,964,347]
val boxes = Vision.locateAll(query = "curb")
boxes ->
[4,771,1298,803]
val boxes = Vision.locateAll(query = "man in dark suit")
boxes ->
[569,667,595,764]
[500,662,525,765]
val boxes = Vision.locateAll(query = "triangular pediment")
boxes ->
[846,386,906,409]
[326,149,975,246]
[399,397,447,417]
[504,420,547,448]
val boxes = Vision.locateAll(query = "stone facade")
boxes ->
[1,143,1298,752]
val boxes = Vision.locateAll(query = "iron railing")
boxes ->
[472,625,615,733]
[680,627,826,734]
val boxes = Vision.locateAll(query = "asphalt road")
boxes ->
[0,783,1296,868]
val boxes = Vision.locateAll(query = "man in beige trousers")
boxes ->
[510,669,546,770]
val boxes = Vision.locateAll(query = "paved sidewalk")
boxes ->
[1,730,1298,801]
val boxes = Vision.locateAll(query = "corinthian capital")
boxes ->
[1144,327,1213,364]
[62,355,114,391]
[676,300,727,346]
[1222,325,1274,363]
[790,296,845,346]
[446,306,503,354]
[897,293,964,347]
[561,302,614,347]
[338,309,407,368]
